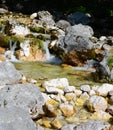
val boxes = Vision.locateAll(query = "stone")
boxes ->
[0,83,44,119]
[65,93,76,101]
[64,85,76,93]
[61,124,75,130]
[75,89,82,97]
[80,85,90,93]
[42,78,69,89]
[89,110,112,121]
[50,24,95,66]
[51,118,63,129]
[73,120,111,130]
[106,105,113,115]
[37,11,55,28]
[89,90,96,96]
[80,92,89,101]
[96,83,113,96]
[45,86,64,95]
[60,103,76,117]
[86,95,107,112]
[0,106,36,130]
[0,61,22,85]
[56,20,71,31]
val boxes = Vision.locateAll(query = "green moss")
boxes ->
[29,38,44,51]
[29,26,45,33]
[107,54,113,70]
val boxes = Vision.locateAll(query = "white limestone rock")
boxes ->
[96,83,113,96]
[86,95,108,112]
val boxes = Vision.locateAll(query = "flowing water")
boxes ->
[14,61,101,87]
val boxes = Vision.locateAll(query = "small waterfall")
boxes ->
[43,40,62,64]
[3,40,19,62]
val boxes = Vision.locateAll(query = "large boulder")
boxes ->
[0,61,22,85]
[50,24,97,66]
[0,107,37,130]
[0,83,45,119]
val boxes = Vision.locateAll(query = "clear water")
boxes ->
[14,61,100,87]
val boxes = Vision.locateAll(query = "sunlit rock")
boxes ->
[42,78,69,89]
[89,110,112,121]
[80,84,91,93]
[60,103,76,117]
[86,95,107,112]
[51,118,63,129]
[73,120,111,130]
[96,83,113,97]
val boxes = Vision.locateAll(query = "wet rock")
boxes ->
[73,120,111,130]
[0,61,22,85]
[86,95,107,112]
[96,83,113,96]
[0,106,36,130]
[0,83,45,119]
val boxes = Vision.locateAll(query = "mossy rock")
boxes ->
[29,38,44,52]
[0,33,25,48]
[29,26,45,33]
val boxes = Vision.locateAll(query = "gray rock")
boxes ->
[73,120,111,130]
[80,85,90,93]
[37,11,55,27]
[56,20,71,31]
[0,106,36,130]
[0,83,45,119]
[86,95,107,112]
[61,124,75,130]
[0,62,22,85]
[66,24,94,38]
[53,24,95,65]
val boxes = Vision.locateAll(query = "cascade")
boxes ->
[43,40,62,64]
[3,40,19,62]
